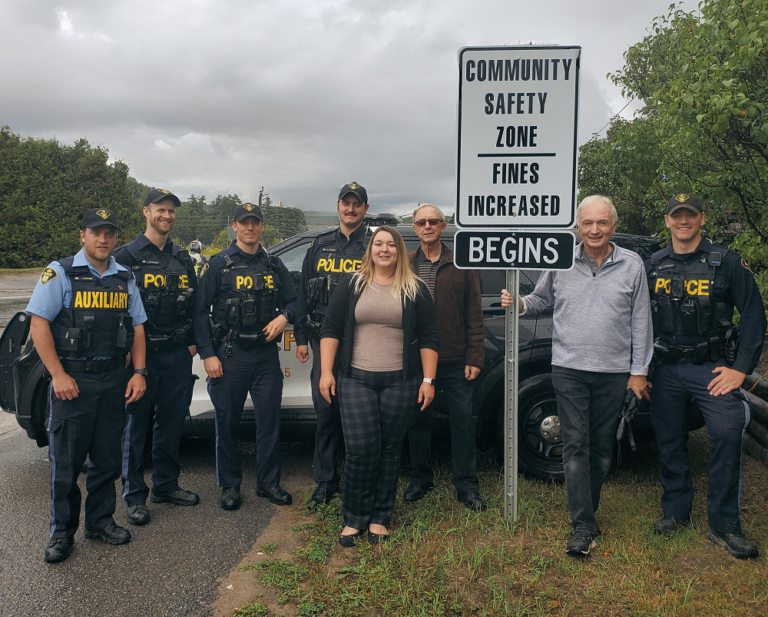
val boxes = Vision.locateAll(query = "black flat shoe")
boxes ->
[256,485,292,506]
[44,537,74,563]
[339,529,365,548]
[150,488,200,506]
[368,531,390,546]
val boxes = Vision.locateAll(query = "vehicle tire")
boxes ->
[495,373,564,482]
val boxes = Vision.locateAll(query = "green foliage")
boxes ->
[232,602,268,617]
[580,0,768,297]
[0,126,143,267]
[212,229,230,250]
[297,601,326,616]
[260,543,277,556]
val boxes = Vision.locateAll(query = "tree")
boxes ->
[212,229,230,250]
[0,126,143,268]
[579,0,768,293]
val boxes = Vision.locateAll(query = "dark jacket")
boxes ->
[409,244,485,369]
[319,273,440,380]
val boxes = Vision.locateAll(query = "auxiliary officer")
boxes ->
[295,182,370,506]
[646,193,766,559]
[116,189,200,527]
[26,209,147,563]
[194,202,297,510]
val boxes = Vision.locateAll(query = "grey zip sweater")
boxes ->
[522,242,653,375]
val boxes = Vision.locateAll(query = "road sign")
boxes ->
[454,229,575,270]
[456,46,581,229]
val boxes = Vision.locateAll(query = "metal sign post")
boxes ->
[504,269,519,521]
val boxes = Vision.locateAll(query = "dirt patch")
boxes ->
[209,449,316,617]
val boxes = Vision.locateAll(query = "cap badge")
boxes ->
[243,203,255,211]
[96,209,111,219]
[158,188,170,194]
[674,194,690,202]
[349,183,360,190]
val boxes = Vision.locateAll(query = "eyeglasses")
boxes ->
[414,219,444,227]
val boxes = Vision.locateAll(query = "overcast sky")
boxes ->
[1,0,692,216]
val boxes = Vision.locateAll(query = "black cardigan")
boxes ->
[319,274,440,380]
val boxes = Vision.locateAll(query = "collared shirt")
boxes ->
[579,243,615,275]
[193,242,298,359]
[414,245,445,299]
[114,231,174,267]
[26,248,147,325]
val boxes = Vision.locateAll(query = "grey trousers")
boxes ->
[552,366,628,533]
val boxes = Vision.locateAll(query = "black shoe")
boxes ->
[403,484,433,502]
[84,523,132,545]
[457,489,486,511]
[220,487,241,511]
[339,529,365,548]
[44,537,74,563]
[653,517,692,535]
[126,504,150,526]
[566,529,599,556]
[706,527,759,559]
[256,485,292,506]
[311,484,337,506]
[150,488,200,506]
[368,531,390,546]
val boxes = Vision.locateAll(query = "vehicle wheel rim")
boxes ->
[522,397,562,464]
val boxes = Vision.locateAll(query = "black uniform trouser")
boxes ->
[48,366,126,539]
[122,344,194,507]
[338,368,420,529]
[208,341,284,490]
[310,336,342,491]
[650,359,749,534]
[552,366,628,533]
[407,361,479,492]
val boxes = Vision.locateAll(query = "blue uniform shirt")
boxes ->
[26,248,148,325]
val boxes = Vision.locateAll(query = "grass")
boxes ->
[234,431,768,616]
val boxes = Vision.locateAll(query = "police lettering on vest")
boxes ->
[50,258,135,358]
[121,244,197,351]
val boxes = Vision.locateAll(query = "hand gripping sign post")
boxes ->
[454,45,580,521]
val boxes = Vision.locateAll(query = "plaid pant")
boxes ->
[338,368,421,529]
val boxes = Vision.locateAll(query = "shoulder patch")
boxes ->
[40,267,58,285]
[741,258,754,274]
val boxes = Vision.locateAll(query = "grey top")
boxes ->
[522,242,653,375]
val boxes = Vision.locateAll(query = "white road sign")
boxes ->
[456,46,581,228]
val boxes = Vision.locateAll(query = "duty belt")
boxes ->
[653,336,723,365]
[60,356,124,373]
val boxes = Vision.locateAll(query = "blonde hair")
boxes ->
[353,226,421,303]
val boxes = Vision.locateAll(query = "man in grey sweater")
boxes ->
[502,195,653,556]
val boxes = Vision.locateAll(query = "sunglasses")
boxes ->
[414,219,444,227]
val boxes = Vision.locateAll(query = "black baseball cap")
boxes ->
[666,193,703,215]
[338,182,368,204]
[81,208,120,230]
[144,188,181,209]
[234,202,264,222]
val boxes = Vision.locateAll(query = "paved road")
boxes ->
[0,427,308,617]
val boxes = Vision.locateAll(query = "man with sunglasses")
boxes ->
[404,204,486,510]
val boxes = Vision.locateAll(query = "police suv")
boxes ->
[0,222,693,482]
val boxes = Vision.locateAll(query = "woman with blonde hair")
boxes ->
[319,226,439,546]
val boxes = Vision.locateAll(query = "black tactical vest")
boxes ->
[306,228,368,319]
[648,246,733,338]
[124,243,196,337]
[50,257,134,359]
[211,251,286,333]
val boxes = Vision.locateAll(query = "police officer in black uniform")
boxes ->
[116,189,200,526]
[26,209,148,563]
[194,202,297,510]
[295,182,370,506]
[646,194,766,559]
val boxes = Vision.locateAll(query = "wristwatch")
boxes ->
[423,377,435,385]
[134,368,149,377]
